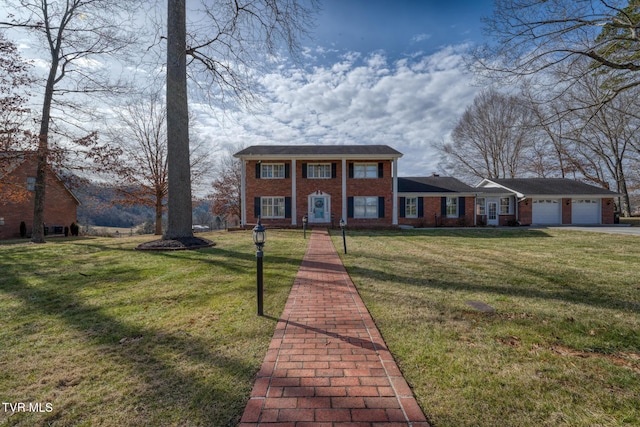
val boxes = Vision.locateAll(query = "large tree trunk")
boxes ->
[164,0,193,240]
[31,58,59,244]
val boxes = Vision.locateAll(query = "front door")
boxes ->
[487,201,499,226]
[308,193,330,223]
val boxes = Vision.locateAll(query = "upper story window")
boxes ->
[260,163,285,179]
[354,163,378,178]
[446,197,458,218]
[307,163,331,179]
[27,176,36,191]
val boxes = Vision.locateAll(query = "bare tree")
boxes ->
[440,88,536,181]
[476,0,640,102]
[104,92,212,235]
[161,0,318,245]
[210,146,243,223]
[1,0,143,242]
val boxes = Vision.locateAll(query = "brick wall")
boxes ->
[602,198,615,224]
[562,198,572,224]
[398,196,475,227]
[518,200,532,225]
[246,159,394,228]
[0,158,79,239]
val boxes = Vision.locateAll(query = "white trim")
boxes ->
[241,160,246,226]
[291,159,297,225]
[342,158,347,225]
[392,158,398,225]
[308,192,331,223]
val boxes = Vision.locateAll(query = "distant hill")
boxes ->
[68,177,155,228]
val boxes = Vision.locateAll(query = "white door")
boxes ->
[532,199,561,224]
[572,199,600,224]
[487,201,499,226]
[308,194,330,223]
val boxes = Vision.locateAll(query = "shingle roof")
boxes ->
[399,176,476,193]
[486,178,618,196]
[234,145,402,158]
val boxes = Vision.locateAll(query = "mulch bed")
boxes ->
[135,236,215,251]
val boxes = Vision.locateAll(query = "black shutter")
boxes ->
[441,197,447,216]
[285,197,292,218]
[302,163,307,179]
[399,197,406,218]
[378,162,384,178]
[458,197,465,218]
[254,197,261,217]
[378,197,385,218]
[285,163,290,179]
[348,163,354,178]
[331,163,337,178]
[347,197,354,218]
[418,197,424,218]
[255,163,261,179]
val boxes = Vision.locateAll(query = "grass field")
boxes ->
[2,228,638,426]
[331,228,640,427]
[0,230,307,427]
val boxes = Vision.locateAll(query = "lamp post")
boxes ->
[302,214,308,239]
[252,218,266,316]
[339,218,347,254]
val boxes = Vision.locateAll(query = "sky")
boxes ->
[193,0,497,177]
[3,0,497,179]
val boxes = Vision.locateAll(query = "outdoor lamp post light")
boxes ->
[302,214,308,239]
[252,218,266,316]
[339,218,347,254]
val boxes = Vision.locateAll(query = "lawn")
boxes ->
[0,230,308,427]
[331,228,640,427]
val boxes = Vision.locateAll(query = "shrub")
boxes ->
[19,221,26,238]
[70,222,79,236]
[64,226,69,237]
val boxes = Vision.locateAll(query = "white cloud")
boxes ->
[194,44,481,176]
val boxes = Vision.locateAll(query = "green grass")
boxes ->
[0,230,307,427]
[331,228,640,427]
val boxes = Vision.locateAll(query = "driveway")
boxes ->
[538,225,640,236]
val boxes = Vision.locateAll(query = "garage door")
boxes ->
[572,199,600,224]
[532,199,561,224]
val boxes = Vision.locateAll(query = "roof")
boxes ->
[479,178,618,197]
[234,145,403,159]
[398,176,476,194]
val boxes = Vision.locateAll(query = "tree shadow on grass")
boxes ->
[0,251,286,426]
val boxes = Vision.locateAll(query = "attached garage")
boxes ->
[532,199,561,224]
[572,199,601,224]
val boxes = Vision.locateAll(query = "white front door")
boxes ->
[308,193,331,223]
[487,201,499,226]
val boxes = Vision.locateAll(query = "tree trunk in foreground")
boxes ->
[164,0,193,240]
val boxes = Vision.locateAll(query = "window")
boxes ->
[354,197,378,218]
[307,163,331,179]
[354,163,378,178]
[0,217,4,226]
[261,197,285,218]
[446,197,458,218]
[476,197,486,215]
[500,197,511,214]
[405,197,418,218]
[27,176,36,191]
[261,163,285,179]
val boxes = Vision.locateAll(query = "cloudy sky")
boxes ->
[194,0,496,176]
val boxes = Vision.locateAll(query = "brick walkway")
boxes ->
[239,229,430,426]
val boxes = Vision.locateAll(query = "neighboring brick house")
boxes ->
[0,152,79,239]
[476,178,618,226]
[234,145,403,227]
[398,175,476,227]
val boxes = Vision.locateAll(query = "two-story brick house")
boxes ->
[234,145,403,227]
[0,152,79,239]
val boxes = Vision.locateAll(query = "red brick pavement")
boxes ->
[239,229,430,426]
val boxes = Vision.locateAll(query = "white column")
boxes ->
[392,158,399,225]
[291,159,297,226]
[342,158,347,224]
[241,160,247,227]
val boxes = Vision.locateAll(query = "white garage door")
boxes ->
[572,199,600,224]
[532,199,561,224]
